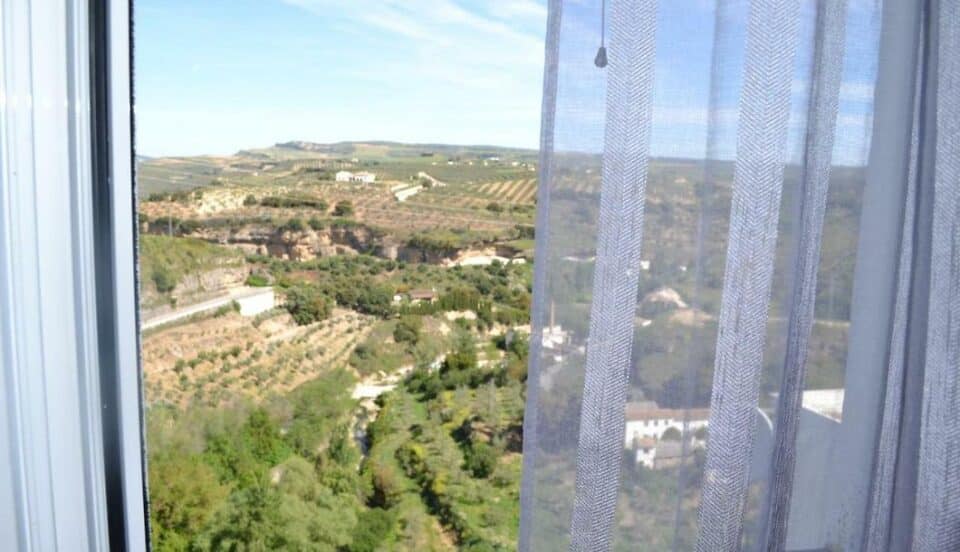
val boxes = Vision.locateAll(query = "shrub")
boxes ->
[350,508,395,552]
[284,285,332,325]
[392,315,422,345]
[151,265,178,293]
[464,442,497,479]
[282,218,305,232]
[369,462,403,509]
[242,194,257,206]
[245,274,269,287]
[333,200,354,217]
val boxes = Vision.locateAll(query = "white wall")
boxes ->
[624,417,708,447]
[237,289,276,316]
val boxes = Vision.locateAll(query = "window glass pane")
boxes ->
[521,1,883,550]
[134,1,545,549]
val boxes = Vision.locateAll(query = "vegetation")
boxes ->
[333,200,355,217]
[284,284,332,325]
[138,143,864,550]
[260,194,328,210]
[140,235,245,296]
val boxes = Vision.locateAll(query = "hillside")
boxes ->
[138,141,866,550]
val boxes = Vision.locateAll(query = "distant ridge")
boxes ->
[265,140,538,155]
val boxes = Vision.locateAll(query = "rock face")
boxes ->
[147,222,392,262]
[140,264,248,319]
[143,221,500,265]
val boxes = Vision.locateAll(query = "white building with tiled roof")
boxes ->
[623,401,710,446]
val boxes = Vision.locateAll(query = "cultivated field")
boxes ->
[142,307,374,407]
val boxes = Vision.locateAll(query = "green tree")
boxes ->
[284,285,332,325]
[368,461,403,508]
[242,408,290,466]
[148,451,228,551]
[350,508,396,552]
[464,442,497,478]
[204,484,290,550]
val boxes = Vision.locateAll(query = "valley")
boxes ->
[139,140,865,551]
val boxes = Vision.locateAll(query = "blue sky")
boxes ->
[552,0,879,165]
[135,0,549,156]
[136,0,878,165]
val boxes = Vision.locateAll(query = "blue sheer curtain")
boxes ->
[520,0,960,549]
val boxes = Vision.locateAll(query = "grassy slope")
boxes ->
[140,235,245,284]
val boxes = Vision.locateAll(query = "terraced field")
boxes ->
[476,178,538,203]
[142,307,374,407]
[141,176,526,237]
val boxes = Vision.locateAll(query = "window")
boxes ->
[134,1,544,549]
[3,1,959,551]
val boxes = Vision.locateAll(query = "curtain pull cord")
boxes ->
[595,0,608,67]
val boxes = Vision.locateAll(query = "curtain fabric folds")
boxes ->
[520,0,960,550]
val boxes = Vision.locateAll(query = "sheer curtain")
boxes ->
[520,0,958,550]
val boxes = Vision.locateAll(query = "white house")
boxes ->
[354,171,376,183]
[542,325,567,350]
[623,401,710,446]
[624,402,710,469]
[335,170,376,184]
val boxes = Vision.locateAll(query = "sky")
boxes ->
[136,0,879,165]
[135,0,549,156]
[553,0,879,165]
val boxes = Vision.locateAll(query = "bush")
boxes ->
[260,195,327,210]
[392,315,422,345]
[486,202,503,213]
[213,301,239,317]
[151,265,178,293]
[284,285,332,325]
[243,194,257,206]
[282,218,306,232]
[350,508,395,552]
[178,219,202,234]
[245,274,269,287]
[369,462,403,509]
[333,200,354,217]
[464,442,497,478]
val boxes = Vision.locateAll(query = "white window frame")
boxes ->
[0,0,146,548]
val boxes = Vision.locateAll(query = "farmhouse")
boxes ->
[335,170,376,183]
[625,401,709,468]
[623,401,710,445]
[409,288,437,304]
